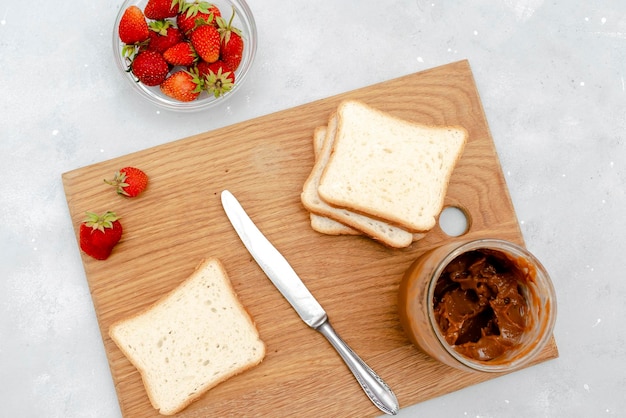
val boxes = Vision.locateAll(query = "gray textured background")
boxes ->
[1,0,624,416]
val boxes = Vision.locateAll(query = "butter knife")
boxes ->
[221,190,399,416]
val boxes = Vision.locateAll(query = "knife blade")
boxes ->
[221,190,399,416]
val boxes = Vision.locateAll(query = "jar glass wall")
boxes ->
[398,239,557,373]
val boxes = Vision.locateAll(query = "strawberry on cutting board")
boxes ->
[79,212,123,260]
[105,167,149,197]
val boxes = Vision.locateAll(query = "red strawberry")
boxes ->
[217,10,244,70]
[203,64,234,97]
[220,31,243,70]
[163,42,197,67]
[105,167,149,197]
[175,1,221,34]
[160,70,204,102]
[118,6,150,44]
[190,24,220,63]
[147,20,183,53]
[79,211,123,260]
[131,50,169,86]
[196,60,233,81]
[144,0,178,20]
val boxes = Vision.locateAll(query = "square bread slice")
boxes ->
[109,258,265,416]
[318,100,468,232]
[301,114,416,248]
[308,125,426,242]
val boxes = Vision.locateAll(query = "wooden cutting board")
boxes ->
[62,60,558,417]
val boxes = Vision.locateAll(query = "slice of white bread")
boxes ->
[109,258,265,416]
[311,125,327,161]
[318,100,467,232]
[301,114,416,248]
[310,211,361,236]
[308,125,426,241]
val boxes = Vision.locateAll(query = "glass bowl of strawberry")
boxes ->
[113,0,257,111]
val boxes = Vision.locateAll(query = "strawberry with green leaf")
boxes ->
[204,65,234,98]
[105,167,149,197]
[160,70,204,102]
[147,20,183,53]
[144,0,179,20]
[79,212,123,260]
[175,0,221,34]
[196,59,233,81]
[217,8,244,70]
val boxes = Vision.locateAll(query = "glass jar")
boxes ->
[398,238,557,373]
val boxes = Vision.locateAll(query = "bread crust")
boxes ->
[308,124,361,236]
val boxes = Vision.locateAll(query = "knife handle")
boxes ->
[316,320,399,416]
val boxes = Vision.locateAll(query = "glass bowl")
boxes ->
[112,0,257,112]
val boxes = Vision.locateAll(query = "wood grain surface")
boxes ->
[62,60,558,417]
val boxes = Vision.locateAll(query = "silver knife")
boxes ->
[221,190,399,416]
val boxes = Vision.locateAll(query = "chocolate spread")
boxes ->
[433,249,529,361]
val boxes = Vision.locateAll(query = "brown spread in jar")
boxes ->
[433,249,529,361]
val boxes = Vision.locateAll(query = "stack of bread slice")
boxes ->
[301,100,468,248]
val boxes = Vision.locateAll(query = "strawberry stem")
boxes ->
[104,171,131,196]
[84,211,120,232]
